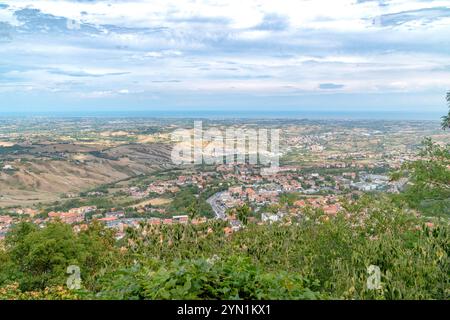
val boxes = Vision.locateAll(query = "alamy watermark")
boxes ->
[171,121,280,175]
[66,265,81,290]
[366,265,381,290]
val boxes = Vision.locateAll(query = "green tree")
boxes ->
[235,204,251,225]
[97,255,321,300]
[187,200,200,220]
[2,221,117,291]
[393,138,450,216]
[442,90,450,130]
[5,222,83,290]
[280,193,298,206]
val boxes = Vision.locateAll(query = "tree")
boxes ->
[235,204,251,225]
[4,222,83,291]
[187,200,199,220]
[279,193,297,206]
[441,91,450,130]
[394,138,450,216]
[2,221,117,291]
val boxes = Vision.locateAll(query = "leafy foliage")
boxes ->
[1,221,117,291]
[441,91,450,130]
[97,256,321,300]
[0,196,448,299]
[235,204,251,225]
[166,186,214,218]
[0,283,80,300]
[393,138,450,216]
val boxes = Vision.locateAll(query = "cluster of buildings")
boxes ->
[47,206,97,224]
[0,160,408,241]
[100,215,210,239]
[128,173,216,198]
[255,196,342,225]
[0,204,210,241]
[0,215,13,240]
[11,207,39,217]
[294,196,341,215]
[350,173,390,191]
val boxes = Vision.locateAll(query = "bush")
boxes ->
[97,256,321,300]
[0,283,80,300]
[1,221,117,291]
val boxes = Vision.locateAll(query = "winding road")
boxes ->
[206,191,227,220]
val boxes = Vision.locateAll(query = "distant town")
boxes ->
[1,117,447,241]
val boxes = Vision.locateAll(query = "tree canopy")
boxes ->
[442,91,450,130]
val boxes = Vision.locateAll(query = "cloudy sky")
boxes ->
[0,0,450,116]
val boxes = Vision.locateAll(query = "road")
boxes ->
[206,191,227,220]
[207,191,243,230]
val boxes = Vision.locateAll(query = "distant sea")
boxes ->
[0,109,444,121]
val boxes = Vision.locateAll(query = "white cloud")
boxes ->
[0,0,449,110]
[5,0,446,30]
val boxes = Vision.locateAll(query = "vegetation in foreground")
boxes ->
[0,189,448,300]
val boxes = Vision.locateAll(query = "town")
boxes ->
[0,161,410,240]
[0,118,447,241]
